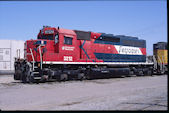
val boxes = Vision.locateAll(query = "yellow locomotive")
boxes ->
[153,42,168,74]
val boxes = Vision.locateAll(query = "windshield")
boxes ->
[38,34,54,40]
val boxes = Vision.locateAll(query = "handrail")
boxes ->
[162,56,165,71]
[38,45,43,70]
[153,55,157,70]
[157,55,162,71]
[30,48,35,71]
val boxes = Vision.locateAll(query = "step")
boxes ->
[34,66,38,68]
[33,72,39,74]
[34,77,41,80]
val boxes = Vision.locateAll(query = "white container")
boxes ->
[0,40,25,71]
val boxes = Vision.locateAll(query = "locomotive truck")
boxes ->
[13,26,166,83]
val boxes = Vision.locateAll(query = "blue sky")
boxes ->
[0,1,167,55]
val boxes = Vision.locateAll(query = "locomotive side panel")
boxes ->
[79,40,97,62]
[157,50,168,65]
[25,28,147,64]
[90,33,147,63]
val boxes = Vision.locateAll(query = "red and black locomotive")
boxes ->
[14,26,154,83]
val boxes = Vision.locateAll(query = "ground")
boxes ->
[0,74,167,111]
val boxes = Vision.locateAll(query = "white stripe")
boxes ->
[42,61,153,65]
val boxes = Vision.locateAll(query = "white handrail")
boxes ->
[30,48,35,71]
[153,55,157,70]
[157,55,162,71]
[162,56,165,71]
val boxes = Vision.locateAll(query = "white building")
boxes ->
[0,40,25,74]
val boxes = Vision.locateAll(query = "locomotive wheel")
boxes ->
[77,73,85,81]
[27,75,35,83]
[59,74,68,81]
[21,71,34,83]
[85,71,92,80]
[147,70,152,76]
[144,70,152,76]
[85,75,92,80]
[41,77,47,83]
[136,71,144,76]
[127,71,134,77]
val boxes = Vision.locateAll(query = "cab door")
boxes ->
[54,33,59,53]
[60,34,78,62]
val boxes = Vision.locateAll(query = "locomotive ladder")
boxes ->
[153,55,157,71]
[30,47,43,80]
[157,55,163,72]
[29,46,43,70]
[155,55,165,74]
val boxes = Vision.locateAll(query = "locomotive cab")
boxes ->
[25,26,79,63]
[37,26,57,40]
[37,26,59,53]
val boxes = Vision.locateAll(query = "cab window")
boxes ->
[42,35,53,40]
[64,36,72,45]
[38,34,53,40]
